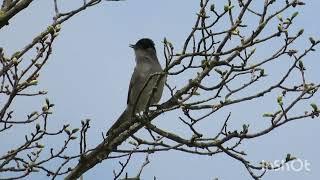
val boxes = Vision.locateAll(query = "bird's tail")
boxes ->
[107,108,131,135]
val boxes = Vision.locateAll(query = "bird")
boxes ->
[107,38,166,135]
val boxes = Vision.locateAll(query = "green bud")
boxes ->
[70,136,77,140]
[291,12,299,19]
[297,2,306,5]
[42,105,48,112]
[12,57,18,65]
[298,61,304,70]
[309,37,316,45]
[263,113,273,117]
[45,98,50,106]
[224,5,229,12]
[47,25,55,34]
[277,24,283,32]
[72,128,80,134]
[64,129,71,135]
[242,124,249,134]
[28,80,38,86]
[29,111,38,117]
[37,144,45,148]
[36,124,40,131]
[231,29,239,35]
[55,24,61,32]
[277,96,283,106]
[297,29,304,36]
[210,4,215,11]
[311,103,318,111]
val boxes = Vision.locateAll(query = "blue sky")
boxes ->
[0,0,319,179]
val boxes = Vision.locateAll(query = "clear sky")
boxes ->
[0,0,319,179]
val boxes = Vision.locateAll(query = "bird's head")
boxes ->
[130,38,157,60]
[130,38,155,50]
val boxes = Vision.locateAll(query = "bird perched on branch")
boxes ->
[107,38,166,135]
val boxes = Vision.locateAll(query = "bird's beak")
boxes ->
[129,44,135,49]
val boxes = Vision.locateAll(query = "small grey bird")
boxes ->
[107,38,165,135]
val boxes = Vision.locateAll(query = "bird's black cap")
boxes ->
[130,38,155,50]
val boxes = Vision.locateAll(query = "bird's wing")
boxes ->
[127,67,139,105]
[127,56,155,106]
